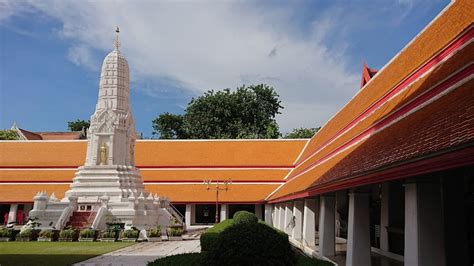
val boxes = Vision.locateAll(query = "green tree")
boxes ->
[152,113,187,139]
[67,119,90,132]
[284,127,320,139]
[0,130,19,140]
[152,84,283,139]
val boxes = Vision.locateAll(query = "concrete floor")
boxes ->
[74,240,201,266]
[293,232,403,266]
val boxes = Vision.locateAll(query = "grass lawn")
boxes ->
[0,242,133,266]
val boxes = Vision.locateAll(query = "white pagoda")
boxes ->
[29,28,178,230]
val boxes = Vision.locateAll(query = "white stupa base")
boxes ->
[64,165,146,203]
[28,165,174,230]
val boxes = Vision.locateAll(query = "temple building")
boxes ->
[0,0,473,265]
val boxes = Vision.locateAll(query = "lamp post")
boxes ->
[204,179,232,223]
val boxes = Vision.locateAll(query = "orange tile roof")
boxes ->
[290,41,474,179]
[0,169,288,183]
[145,184,280,203]
[0,184,69,203]
[0,170,77,182]
[0,139,306,168]
[270,78,474,200]
[0,139,304,202]
[135,140,306,167]
[0,183,279,203]
[296,0,474,165]
[140,169,289,182]
[269,0,474,201]
[0,141,87,167]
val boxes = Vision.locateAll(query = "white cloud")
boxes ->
[0,0,20,23]
[2,0,360,132]
[67,45,98,70]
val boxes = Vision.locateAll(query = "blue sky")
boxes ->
[0,0,448,137]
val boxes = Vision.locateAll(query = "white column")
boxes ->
[405,182,445,266]
[302,198,317,247]
[264,204,273,225]
[255,204,263,220]
[284,202,294,234]
[7,204,18,224]
[346,193,371,266]
[319,195,336,257]
[380,184,389,251]
[292,200,304,241]
[274,204,280,229]
[279,204,285,231]
[220,204,228,222]
[185,204,192,227]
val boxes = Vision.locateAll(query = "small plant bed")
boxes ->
[59,229,78,242]
[38,229,59,242]
[99,230,117,242]
[147,226,162,242]
[16,229,40,242]
[0,242,133,266]
[120,229,139,242]
[0,227,14,242]
[166,227,184,241]
[79,229,97,242]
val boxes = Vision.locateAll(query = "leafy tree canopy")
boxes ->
[0,130,19,140]
[67,119,90,132]
[152,113,187,139]
[153,84,283,139]
[284,127,320,139]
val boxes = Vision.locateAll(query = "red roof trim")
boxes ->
[171,201,266,205]
[0,165,295,169]
[0,180,286,184]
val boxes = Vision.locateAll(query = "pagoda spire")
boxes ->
[114,26,120,51]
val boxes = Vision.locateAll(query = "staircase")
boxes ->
[65,211,95,229]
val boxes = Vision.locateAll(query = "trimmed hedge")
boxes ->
[200,219,234,252]
[203,222,295,266]
[148,253,332,266]
[233,211,258,225]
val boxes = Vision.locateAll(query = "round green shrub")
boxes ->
[233,211,258,225]
[200,219,234,252]
[204,222,295,266]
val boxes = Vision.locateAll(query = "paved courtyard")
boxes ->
[74,240,201,266]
